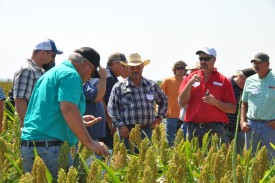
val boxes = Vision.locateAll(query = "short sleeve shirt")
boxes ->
[242,70,275,120]
[179,69,236,123]
[13,59,44,101]
[21,61,86,147]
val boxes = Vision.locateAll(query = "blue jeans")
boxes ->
[21,144,73,180]
[224,129,245,154]
[245,118,275,161]
[165,118,179,146]
[180,121,188,140]
[119,125,152,151]
[187,122,225,147]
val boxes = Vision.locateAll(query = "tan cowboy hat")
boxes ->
[185,62,200,70]
[120,53,150,67]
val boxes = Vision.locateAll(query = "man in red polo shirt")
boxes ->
[178,47,236,145]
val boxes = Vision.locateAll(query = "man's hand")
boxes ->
[151,118,162,129]
[266,120,275,129]
[119,125,129,138]
[83,115,102,127]
[108,123,117,135]
[240,120,250,132]
[202,94,217,106]
[90,141,109,156]
[188,74,201,84]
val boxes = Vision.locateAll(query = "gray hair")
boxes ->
[68,53,86,64]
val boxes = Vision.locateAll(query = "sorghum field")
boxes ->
[0,81,275,183]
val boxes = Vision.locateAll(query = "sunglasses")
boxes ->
[199,57,212,62]
[176,67,185,70]
[46,51,56,59]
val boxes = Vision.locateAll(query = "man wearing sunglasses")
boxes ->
[178,47,236,146]
[12,38,63,127]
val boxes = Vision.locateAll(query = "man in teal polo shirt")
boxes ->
[241,52,275,161]
[21,47,109,179]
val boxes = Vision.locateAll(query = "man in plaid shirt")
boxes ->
[0,86,6,132]
[12,38,62,126]
[107,53,168,149]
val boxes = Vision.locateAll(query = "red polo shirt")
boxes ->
[179,69,236,123]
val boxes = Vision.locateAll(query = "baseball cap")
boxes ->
[34,38,63,54]
[185,62,200,70]
[108,52,127,66]
[74,47,100,78]
[251,52,269,63]
[196,47,217,57]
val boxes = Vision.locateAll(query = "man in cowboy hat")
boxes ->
[107,53,168,150]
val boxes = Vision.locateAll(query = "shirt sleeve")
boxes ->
[154,83,168,120]
[107,83,125,128]
[13,68,35,100]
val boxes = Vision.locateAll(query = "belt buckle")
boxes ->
[199,123,204,128]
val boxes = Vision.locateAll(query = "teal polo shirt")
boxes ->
[242,70,275,120]
[21,61,86,147]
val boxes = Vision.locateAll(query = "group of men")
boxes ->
[1,37,274,179]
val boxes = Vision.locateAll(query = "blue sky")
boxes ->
[1,0,275,81]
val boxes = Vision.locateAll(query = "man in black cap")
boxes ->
[100,52,127,149]
[241,52,275,160]
[224,68,256,153]
[20,47,109,180]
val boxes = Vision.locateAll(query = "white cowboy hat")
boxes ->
[185,62,200,70]
[120,53,150,67]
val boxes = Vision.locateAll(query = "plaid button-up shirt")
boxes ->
[13,59,44,101]
[107,77,168,128]
[0,86,6,101]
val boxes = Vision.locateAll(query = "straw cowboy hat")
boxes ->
[120,53,150,66]
[185,62,200,70]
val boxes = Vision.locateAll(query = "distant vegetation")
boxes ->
[0,81,12,96]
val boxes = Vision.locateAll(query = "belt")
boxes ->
[188,122,224,128]
[21,140,63,147]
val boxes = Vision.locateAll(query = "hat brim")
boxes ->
[251,59,264,63]
[126,60,150,67]
[55,50,63,54]
[186,65,200,70]
[120,61,128,66]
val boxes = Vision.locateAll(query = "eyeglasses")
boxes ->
[46,51,56,59]
[85,61,95,72]
[176,67,185,70]
[199,57,212,62]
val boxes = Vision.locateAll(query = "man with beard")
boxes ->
[178,47,236,146]
[107,53,168,150]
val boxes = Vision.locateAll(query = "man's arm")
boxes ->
[95,66,107,102]
[240,101,249,132]
[15,98,28,127]
[60,101,108,156]
[178,74,200,107]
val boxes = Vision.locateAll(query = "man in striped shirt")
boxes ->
[107,53,168,149]
[224,68,255,153]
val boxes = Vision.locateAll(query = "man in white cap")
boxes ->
[178,47,236,146]
[107,53,168,150]
[241,52,275,160]
[12,38,63,127]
